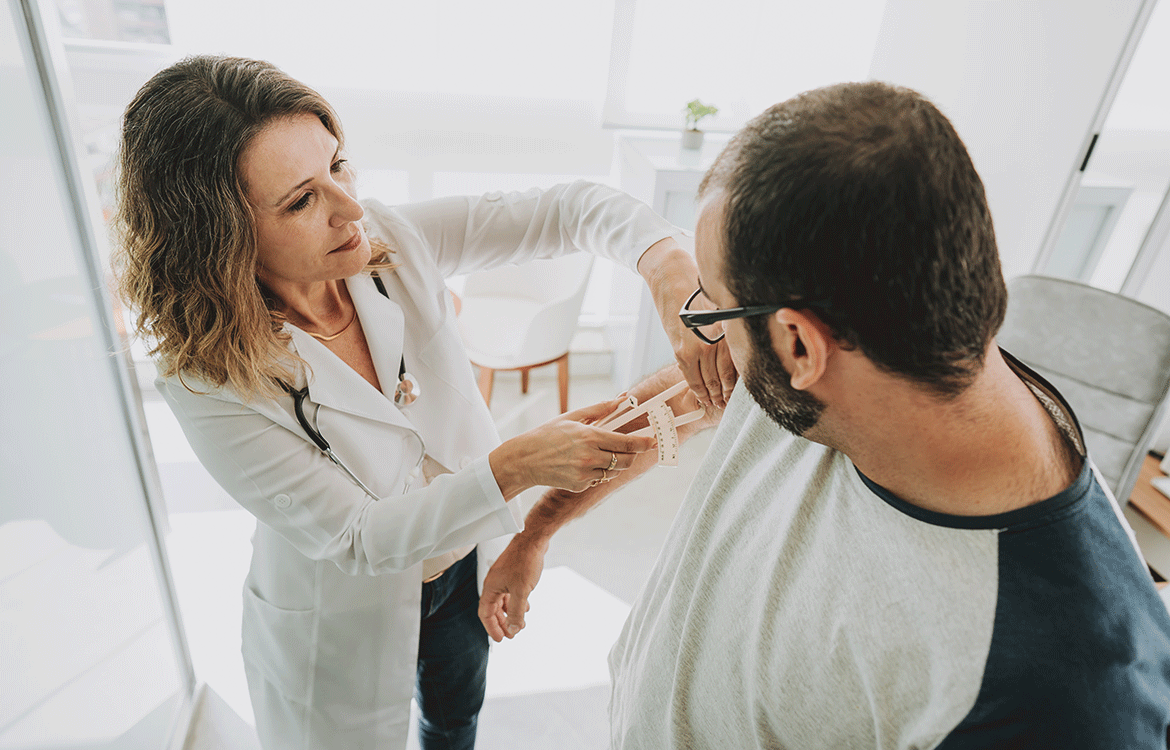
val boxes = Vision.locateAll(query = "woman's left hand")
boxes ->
[638,237,738,410]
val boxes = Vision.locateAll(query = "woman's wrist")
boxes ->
[638,239,698,322]
[488,438,532,501]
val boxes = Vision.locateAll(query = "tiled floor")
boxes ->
[148,367,710,748]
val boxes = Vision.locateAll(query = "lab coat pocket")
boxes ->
[241,586,317,706]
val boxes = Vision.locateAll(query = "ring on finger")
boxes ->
[607,451,618,471]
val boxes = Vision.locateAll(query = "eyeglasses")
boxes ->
[678,287,825,344]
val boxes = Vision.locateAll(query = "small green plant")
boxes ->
[684,99,719,131]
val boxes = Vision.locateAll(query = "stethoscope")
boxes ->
[280,272,424,500]
[281,358,423,501]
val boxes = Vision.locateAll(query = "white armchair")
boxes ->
[457,253,595,413]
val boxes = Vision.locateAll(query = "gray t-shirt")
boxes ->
[608,357,1170,749]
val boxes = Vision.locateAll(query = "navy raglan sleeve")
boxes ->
[936,482,1170,749]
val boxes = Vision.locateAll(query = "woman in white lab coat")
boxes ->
[112,56,719,750]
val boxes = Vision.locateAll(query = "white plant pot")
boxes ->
[681,129,704,150]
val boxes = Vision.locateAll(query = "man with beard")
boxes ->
[479,81,1170,748]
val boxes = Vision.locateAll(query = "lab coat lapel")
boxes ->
[348,273,406,398]
[371,266,500,469]
[286,323,414,435]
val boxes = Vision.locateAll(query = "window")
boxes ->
[56,0,171,44]
[1045,184,1133,284]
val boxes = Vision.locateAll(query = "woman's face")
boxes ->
[240,113,372,295]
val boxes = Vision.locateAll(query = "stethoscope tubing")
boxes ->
[283,382,424,502]
[290,383,331,453]
[279,272,425,501]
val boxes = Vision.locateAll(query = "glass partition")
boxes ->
[0,0,194,746]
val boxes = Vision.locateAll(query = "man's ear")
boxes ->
[770,308,833,390]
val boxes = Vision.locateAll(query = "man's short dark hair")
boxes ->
[700,81,1007,397]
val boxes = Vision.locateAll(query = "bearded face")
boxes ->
[741,317,825,436]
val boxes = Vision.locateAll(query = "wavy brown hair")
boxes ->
[112,55,395,401]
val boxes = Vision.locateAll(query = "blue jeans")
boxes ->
[416,550,488,750]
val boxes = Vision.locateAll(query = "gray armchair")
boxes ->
[997,275,1170,503]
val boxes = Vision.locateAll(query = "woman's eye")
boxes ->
[289,193,312,212]
[331,158,348,173]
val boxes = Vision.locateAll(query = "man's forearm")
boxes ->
[517,365,723,544]
[520,449,658,544]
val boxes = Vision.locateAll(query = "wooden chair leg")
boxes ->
[556,352,569,414]
[521,367,530,394]
[477,366,495,407]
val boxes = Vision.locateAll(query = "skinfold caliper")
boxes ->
[594,381,706,467]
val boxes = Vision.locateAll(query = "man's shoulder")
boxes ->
[991,469,1168,639]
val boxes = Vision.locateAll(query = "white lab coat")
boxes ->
[156,181,677,749]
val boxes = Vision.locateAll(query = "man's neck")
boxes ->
[823,346,1082,517]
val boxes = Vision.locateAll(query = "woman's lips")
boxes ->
[330,232,361,254]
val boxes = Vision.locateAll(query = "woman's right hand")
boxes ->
[488,398,658,499]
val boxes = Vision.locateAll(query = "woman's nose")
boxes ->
[330,186,364,227]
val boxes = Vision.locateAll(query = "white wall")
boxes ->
[164,1,615,101]
[868,0,1149,282]
[160,0,619,201]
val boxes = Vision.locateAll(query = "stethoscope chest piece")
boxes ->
[394,372,420,406]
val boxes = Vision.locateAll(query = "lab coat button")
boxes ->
[408,467,421,482]
[273,494,292,509]
[483,191,503,202]
[460,457,472,470]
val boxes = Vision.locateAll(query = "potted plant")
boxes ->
[682,99,719,150]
